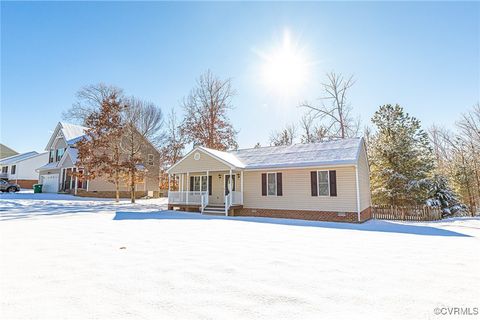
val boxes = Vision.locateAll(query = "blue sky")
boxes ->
[1,1,479,153]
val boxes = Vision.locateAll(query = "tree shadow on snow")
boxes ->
[113,210,472,237]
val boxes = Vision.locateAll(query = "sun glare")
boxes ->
[259,30,310,96]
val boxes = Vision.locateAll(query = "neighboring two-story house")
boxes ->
[37,122,160,197]
[0,151,49,188]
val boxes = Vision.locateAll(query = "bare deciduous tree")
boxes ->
[63,83,124,125]
[180,70,238,150]
[125,97,165,148]
[269,124,296,146]
[299,113,328,143]
[300,72,359,139]
[159,108,186,191]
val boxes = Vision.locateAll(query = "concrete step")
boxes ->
[203,210,226,215]
[203,207,224,212]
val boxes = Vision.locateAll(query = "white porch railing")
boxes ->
[224,191,243,216]
[231,191,242,205]
[168,191,207,205]
[200,192,209,213]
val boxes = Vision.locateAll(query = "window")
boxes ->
[11,165,16,175]
[56,148,65,162]
[317,171,329,196]
[147,154,154,166]
[1,166,7,174]
[267,172,276,196]
[49,150,55,163]
[193,176,208,192]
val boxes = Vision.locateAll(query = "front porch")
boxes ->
[167,169,244,215]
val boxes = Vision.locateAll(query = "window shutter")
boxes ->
[329,170,337,197]
[261,173,267,196]
[310,171,318,196]
[190,176,194,192]
[208,176,212,196]
[276,172,283,196]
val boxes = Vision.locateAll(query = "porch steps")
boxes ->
[202,205,225,215]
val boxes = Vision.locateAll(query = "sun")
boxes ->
[258,30,310,96]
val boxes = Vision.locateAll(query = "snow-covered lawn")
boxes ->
[1,192,479,320]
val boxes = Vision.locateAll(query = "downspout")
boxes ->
[355,165,361,222]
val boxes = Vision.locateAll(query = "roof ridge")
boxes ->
[233,137,362,153]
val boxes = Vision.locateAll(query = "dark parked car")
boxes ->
[0,180,20,192]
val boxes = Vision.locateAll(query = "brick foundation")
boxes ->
[232,206,372,223]
[75,190,160,199]
[9,179,38,189]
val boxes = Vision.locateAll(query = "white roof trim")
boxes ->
[167,147,239,173]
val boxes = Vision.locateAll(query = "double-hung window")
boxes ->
[317,171,329,196]
[193,176,208,192]
[267,173,277,196]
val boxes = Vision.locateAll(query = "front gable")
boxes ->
[168,148,231,174]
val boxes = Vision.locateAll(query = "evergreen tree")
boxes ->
[369,104,434,206]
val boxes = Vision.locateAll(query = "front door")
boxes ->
[224,174,236,196]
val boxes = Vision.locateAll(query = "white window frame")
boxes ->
[317,170,330,197]
[192,175,208,192]
[266,172,277,197]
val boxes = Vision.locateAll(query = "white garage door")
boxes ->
[41,174,59,193]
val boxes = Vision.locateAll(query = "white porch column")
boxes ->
[206,170,209,195]
[168,174,171,192]
[186,172,190,204]
[86,180,89,192]
[241,170,244,205]
[180,173,183,192]
[229,168,233,203]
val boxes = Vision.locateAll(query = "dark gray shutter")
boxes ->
[261,173,267,196]
[208,176,212,196]
[276,172,283,196]
[329,170,337,196]
[310,171,318,196]
[190,176,194,191]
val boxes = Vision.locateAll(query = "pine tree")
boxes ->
[423,174,465,217]
[369,104,434,206]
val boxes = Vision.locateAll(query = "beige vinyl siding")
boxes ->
[169,149,231,174]
[242,166,358,212]
[53,136,67,150]
[357,143,372,211]
[87,135,160,193]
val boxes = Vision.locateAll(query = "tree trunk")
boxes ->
[115,170,120,203]
[130,169,136,204]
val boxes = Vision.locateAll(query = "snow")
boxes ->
[59,122,88,145]
[0,151,39,165]
[233,138,363,169]
[199,146,246,168]
[174,138,363,172]
[1,191,479,319]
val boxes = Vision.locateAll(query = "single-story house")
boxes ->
[166,138,372,223]
[37,122,161,197]
[0,151,49,188]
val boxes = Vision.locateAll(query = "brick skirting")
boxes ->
[232,206,372,223]
[75,190,160,198]
[9,179,38,189]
